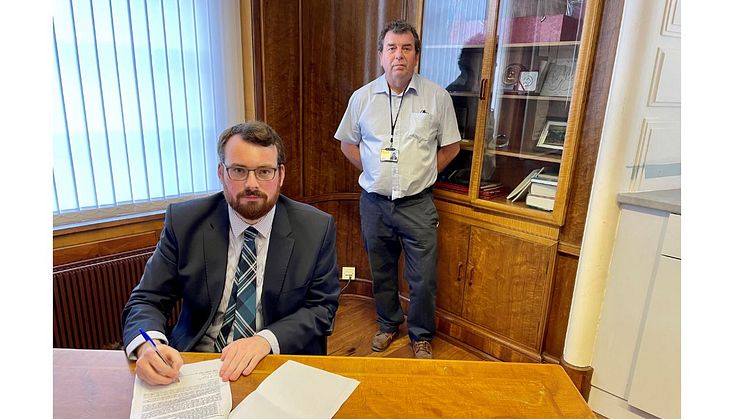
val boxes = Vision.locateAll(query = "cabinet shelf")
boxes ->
[486,149,562,163]
[449,91,480,97]
[423,44,485,49]
[499,94,571,101]
[476,196,549,214]
[503,40,581,48]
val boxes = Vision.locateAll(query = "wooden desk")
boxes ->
[53,349,594,418]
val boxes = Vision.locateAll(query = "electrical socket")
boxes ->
[341,266,356,281]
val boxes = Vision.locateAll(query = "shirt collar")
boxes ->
[374,73,421,96]
[227,202,276,240]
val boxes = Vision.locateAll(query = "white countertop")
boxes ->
[617,189,681,214]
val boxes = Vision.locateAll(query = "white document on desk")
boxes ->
[129,359,231,419]
[230,360,359,419]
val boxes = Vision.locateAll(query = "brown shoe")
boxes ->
[412,341,433,359]
[371,330,398,352]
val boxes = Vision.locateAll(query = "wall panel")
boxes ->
[543,254,578,360]
[301,1,413,196]
[259,0,302,197]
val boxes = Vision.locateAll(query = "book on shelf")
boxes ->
[434,181,469,194]
[534,172,559,183]
[479,189,506,199]
[446,168,471,186]
[506,167,544,202]
[529,181,557,198]
[479,182,506,199]
[479,181,503,190]
[449,177,470,186]
[435,181,506,198]
[526,194,555,211]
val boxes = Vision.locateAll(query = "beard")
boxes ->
[225,187,280,221]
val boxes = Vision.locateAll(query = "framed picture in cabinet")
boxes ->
[537,120,567,151]
[517,71,538,92]
[539,58,576,97]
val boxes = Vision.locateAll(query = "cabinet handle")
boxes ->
[467,265,475,286]
[479,78,488,100]
[456,262,463,282]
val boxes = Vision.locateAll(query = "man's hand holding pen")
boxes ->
[135,329,184,386]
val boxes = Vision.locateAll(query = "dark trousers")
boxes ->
[359,189,439,342]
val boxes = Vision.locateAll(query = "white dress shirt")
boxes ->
[193,204,280,353]
[126,204,281,359]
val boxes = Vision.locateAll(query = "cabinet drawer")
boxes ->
[661,214,681,259]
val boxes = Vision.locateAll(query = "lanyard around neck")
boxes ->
[388,85,405,147]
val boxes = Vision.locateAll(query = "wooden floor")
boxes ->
[327,294,490,361]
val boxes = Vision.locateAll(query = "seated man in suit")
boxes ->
[122,121,340,386]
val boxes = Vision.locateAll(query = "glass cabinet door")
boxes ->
[419,0,491,198]
[479,0,586,213]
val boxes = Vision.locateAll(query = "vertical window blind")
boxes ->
[53,0,244,225]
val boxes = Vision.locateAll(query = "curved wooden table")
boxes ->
[53,349,594,418]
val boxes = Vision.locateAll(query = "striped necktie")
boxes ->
[215,226,258,352]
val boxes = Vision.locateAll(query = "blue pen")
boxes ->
[138,328,179,381]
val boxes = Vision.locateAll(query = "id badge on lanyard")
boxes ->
[380,147,398,162]
[381,85,404,163]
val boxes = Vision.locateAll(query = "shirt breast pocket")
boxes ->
[407,112,436,143]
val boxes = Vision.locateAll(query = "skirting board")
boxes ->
[560,358,593,400]
[588,385,659,419]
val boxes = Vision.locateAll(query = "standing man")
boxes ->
[123,121,340,385]
[334,20,460,359]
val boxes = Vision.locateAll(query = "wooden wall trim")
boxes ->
[301,193,360,204]
[561,357,594,401]
[340,278,373,298]
[252,0,265,120]
[436,199,561,243]
[53,214,165,266]
[53,212,164,237]
[542,353,560,364]
[435,310,543,363]
[558,242,581,256]
[240,0,257,120]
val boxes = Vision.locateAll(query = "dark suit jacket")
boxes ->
[122,193,340,355]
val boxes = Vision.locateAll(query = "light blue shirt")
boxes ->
[335,73,461,199]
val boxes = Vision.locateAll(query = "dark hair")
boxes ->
[377,20,421,54]
[217,121,286,165]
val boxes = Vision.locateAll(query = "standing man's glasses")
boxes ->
[223,164,278,181]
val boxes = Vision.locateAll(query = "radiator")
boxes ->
[53,248,180,350]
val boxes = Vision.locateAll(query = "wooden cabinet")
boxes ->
[436,209,557,360]
[422,0,600,226]
[420,0,604,362]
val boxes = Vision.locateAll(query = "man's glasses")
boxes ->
[223,164,278,181]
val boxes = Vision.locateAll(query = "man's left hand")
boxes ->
[218,335,271,381]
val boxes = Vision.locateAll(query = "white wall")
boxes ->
[564,0,681,369]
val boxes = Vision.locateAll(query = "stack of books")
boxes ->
[478,181,505,199]
[434,180,469,195]
[506,168,544,202]
[525,173,558,211]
